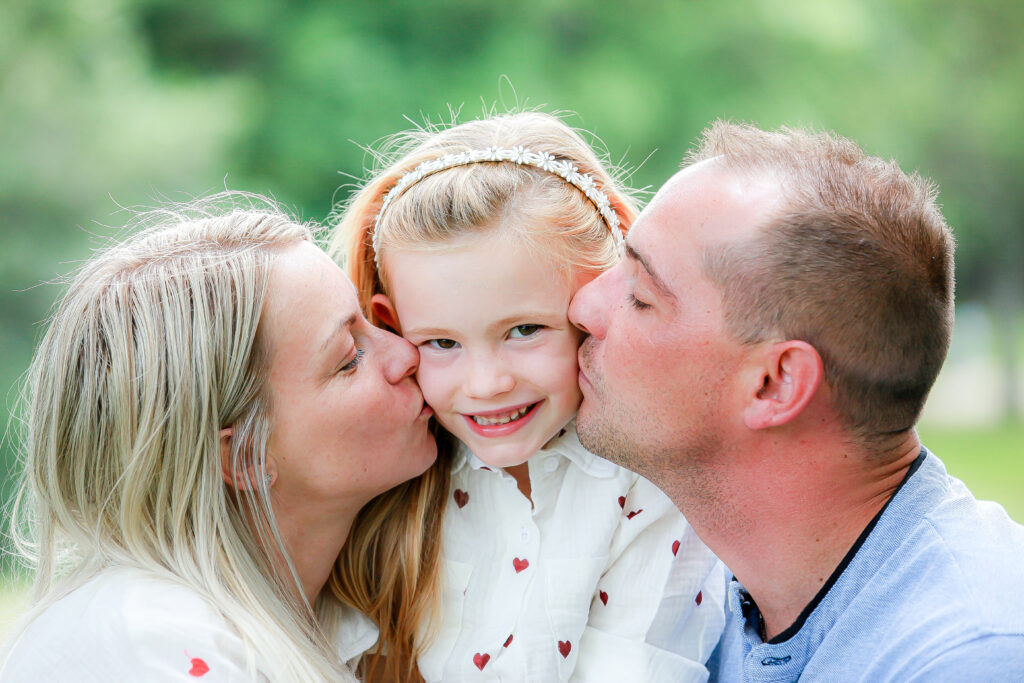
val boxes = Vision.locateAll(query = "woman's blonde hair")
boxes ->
[6,193,446,681]
[328,111,640,327]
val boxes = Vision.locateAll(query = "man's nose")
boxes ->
[569,271,610,339]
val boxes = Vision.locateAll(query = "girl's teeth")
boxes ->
[472,405,531,426]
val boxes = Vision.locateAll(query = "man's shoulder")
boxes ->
[710,453,1024,682]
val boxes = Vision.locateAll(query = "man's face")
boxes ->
[568,160,779,493]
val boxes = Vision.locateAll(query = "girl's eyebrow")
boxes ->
[488,311,563,333]
[402,325,453,339]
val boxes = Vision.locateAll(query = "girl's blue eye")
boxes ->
[629,293,652,311]
[509,324,542,338]
[427,338,459,350]
[339,349,364,373]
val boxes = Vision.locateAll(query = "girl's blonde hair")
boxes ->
[326,111,636,681]
[6,193,445,681]
[328,111,639,327]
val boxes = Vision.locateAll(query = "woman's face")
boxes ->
[260,242,436,514]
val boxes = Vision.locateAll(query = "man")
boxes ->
[569,121,1024,681]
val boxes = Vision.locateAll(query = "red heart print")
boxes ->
[626,509,643,520]
[695,590,703,606]
[599,590,608,605]
[558,640,572,658]
[473,653,490,670]
[617,495,626,509]
[504,634,513,648]
[672,540,681,556]
[188,658,210,677]
[453,489,469,508]
[513,557,529,573]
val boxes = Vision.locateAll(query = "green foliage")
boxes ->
[2,0,1023,555]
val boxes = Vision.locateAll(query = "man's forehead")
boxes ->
[640,161,781,246]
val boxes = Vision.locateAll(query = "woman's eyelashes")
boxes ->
[337,348,365,373]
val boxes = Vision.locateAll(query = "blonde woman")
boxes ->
[1,195,447,681]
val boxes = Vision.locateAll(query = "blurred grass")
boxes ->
[919,421,1024,523]
[1,423,1021,643]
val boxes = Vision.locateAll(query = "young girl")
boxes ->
[331,112,725,681]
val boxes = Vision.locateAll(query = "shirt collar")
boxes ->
[450,419,620,479]
[334,603,380,663]
[724,447,938,676]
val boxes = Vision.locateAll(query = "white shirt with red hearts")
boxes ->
[0,566,376,681]
[416,420,726,682]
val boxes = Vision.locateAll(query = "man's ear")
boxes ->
[371,293,402,334]
[743,341,823,430]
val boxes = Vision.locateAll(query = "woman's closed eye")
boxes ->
[338,348,365,373]
[508,324,543,339]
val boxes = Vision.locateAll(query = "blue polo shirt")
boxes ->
[709,448,1024,682]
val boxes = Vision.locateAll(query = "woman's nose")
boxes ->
[569,270,611,340]
[378,327,419,384]
[462,353,515,399]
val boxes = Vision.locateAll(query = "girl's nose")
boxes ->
[463,353,515,399]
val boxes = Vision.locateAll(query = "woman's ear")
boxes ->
[743,341,824,430]
[371,293,402,333]
[220,428,272,490]
[220,427,242,488]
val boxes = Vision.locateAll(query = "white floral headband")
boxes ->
[371,145,623,263]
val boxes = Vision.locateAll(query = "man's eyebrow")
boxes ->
[625,243,675,300]
[319,312,358,353]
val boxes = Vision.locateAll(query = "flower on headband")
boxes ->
[536,151,557,172]
[511,146,528,164]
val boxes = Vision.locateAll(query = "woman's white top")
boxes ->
[0,566,377,682]
[418,421,726,682]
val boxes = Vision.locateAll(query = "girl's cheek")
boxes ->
[414,361,449,406]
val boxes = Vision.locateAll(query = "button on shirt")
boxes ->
[417,421,726,682]
[709,448,1024,682]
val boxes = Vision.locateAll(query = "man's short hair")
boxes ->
[691,120,955,443]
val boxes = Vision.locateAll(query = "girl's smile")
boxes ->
[376,228,586,469]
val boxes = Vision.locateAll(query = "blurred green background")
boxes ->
[2,0,1022,634]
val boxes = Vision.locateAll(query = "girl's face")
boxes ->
[380,230,586,469]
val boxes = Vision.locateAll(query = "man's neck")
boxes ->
[684,432,922,641]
